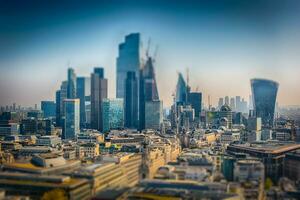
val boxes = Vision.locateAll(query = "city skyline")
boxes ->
[1,0,300,107]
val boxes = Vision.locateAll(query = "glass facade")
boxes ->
[251,78,279,127]
[145,100,163,130]
[76,77,90,128]
[116,33,140,98]
[176,73,187,104]
[67,68,77,99]
[64,99,80,140]
[125,71,138,128]
[102,98,124,133]
[41,101,56,118]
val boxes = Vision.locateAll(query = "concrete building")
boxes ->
[36,135,61,147]
[227,141,300,182]
[283,150,300,182]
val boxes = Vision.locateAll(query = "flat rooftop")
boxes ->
[229,141,300,154]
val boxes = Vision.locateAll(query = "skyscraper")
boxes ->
[176,72,187,104]
[91,68,108,131]
[224,96,229,105]
[218,98,224,109]
[188,92,202,118]
[56,81,68,127]
[145,100,163,130]
[116,33,140,98]
[251,78,279,127]
[63,99,80,140]
[139,57,159,130]
[125,71,138,128]
[67,68,76,99]
[235,96,241,112]
[76,77,90,128]
[41,101,56,118]
[230,97,235,111]
[102,98,124,133]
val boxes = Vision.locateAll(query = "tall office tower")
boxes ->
[224,96,229,105]
[176,72,187,104]
[235,96,241,112]
[102,98,124,132]
[63,99,80,140]
[145,100,163,130]
[41,101,56,118]
[67,68,77,99]
[76,77,90,128]
[139,57,159,130]
[249,95,253,110]
[116,33,140,98]
[218,98,224,109]
[91,68,108,131]
[230,97,235,111]
[55,90,61,126]
[56,81,68,127]
[188,92,202,118]
[251,78,279,128]
[125,71,138,128]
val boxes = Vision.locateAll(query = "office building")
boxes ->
[247,117,262,131]
[91,68,108,131]
[227,141,300,183]
[230,97,235,111]
[67,68,76,99]
[76,77,90,128]
[102,98,124,133]
[56,81,68,127]
[224,96,229,105]
[284,150,300,182]
[188,92,202,118]
[116,33,140,98]
[145,100,163,130]
[176,72,188,104]
[41,101,56,118]
[125,71,138,128]
[63,99,80,140]
[219,105,233,129]
[139,57,159,130]
[251,78,279,127]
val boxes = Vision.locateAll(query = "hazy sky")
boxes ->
[1,0,300,107]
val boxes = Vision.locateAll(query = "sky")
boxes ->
[1,0,300,108]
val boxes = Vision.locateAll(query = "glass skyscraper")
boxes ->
[67,68,77,99]
[251,78,279,127]
[41,101,56,118]
[188,92,202,118]
[145,100,163,130]
[76,77,90,128]
[176,72,187,104]
[125,71,138,128]
[63,99,80,140]
[102,98,124,133]
[116,33,140,98]
[139,57,159,130]
[91,68,108,132]
[56,81,68,127]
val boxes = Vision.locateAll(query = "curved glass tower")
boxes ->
[251,78,279,128]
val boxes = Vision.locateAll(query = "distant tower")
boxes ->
[91,68,108,131]
[251,78,279,128]
[125,71,138,128]
[175,73,187,105]
[76,77,90,128]
[67,68,77,99]
[224,96,229,105]
[102,98,124,132]
[230,97,235,111]
[139,57,160,130]
[116,33,140,99]
[63,99,80,140]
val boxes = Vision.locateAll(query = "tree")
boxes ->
[41,189,67,200]
[265,177,273,190]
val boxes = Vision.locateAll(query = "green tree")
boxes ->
[265,177,273,190]
[41,189,67,200]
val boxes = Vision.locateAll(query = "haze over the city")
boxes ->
[1,0,300,107]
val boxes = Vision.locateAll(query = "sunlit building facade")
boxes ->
[102,98,124,133]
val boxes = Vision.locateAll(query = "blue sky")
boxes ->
[1,0,300,107]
